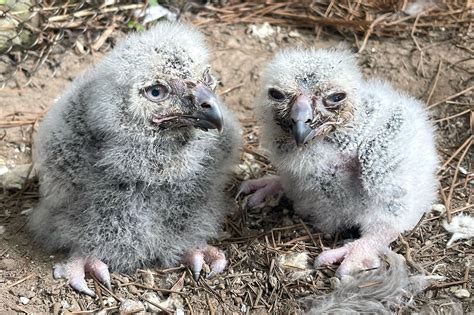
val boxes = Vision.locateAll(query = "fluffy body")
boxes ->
[237,48,440,277]
[29,22,241,274]
[258,49,438,238]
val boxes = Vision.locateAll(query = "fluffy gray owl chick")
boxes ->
[240,49,438,276]
[28,22,241,296]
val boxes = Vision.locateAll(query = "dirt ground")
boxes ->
[1,21,473,314]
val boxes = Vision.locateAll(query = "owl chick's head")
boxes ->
[259,48,362,146]
[89,22,223,137]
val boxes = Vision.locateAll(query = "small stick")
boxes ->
[426,60,443,105]
[206,294,216,315]
[434,109,471,123]
[123,283,188,296]
[358,13,391,53]
[142,297,172,314]
[446,138,472,223]
[0,120,37,127]
[219,83,243,96]
[299,219,318,249]
[67,307,119,314]
[184,297,194,315]
[90,275,122,302]
[462,263,470,289]
[438,135,472,173]
[7,274,36,288]
[427,86,474,109]
[433,280,467,288]
[93,278,104,309]
[399,235,426,274]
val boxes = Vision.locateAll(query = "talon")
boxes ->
[185,245,227,281]
[69,277,96,297]
[86,257,111,289]
[52,256,110,296]
[185,250,205,281]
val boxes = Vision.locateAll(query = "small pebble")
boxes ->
[143,291,162,312]
[19,297,30,305]
[128,284,139,294]
[0,165,8,176]
[0,226,5,235]
[105,296,115,306]
[52,302,61,315]
[288,30,301,38]
[432,204,446,213]
[119,299,145,314]
[269,275,278,289]
[141,270,155,287]
[453,289,470,299]
[0,258,16,270]
[329,277,340,289]
[60,300,70,309]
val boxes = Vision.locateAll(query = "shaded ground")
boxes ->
[1,22,473,314]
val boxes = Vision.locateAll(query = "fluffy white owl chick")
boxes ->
[240,48,438,276]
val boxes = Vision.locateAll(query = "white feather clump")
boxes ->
[301,251,435,314]
[443,214,474,247]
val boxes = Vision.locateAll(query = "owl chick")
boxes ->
[240,49,438,276]
[28,22,241,296]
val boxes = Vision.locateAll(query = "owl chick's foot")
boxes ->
[53,256,111,297]
[315,236,391,277]
[237,176,283,208]
[185,245,226,281]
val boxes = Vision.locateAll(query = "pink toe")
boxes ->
[86,258,111,289]
[316,246,350,267]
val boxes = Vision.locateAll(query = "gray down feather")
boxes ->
[28,22,241,273]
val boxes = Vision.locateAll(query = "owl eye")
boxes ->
[144,84,169,102]
[268,88,286,101]
[324,92,347,109]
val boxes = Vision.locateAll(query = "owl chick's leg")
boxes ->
[53,256,111,297]
[237,175,283,208]
[185,245,226,281]
[315,230,398,277]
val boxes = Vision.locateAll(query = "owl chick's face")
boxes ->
[97,22,223,136]
[261,49,362,146]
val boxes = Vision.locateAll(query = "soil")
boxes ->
[1,22,472,314]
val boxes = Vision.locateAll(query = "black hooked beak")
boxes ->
[191,84,224,132]
[290,95,314,146]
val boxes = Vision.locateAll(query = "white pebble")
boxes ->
[0,165,8,176]
[431,204,446,213]
[329,277,340,289]
[454,289,470,299]
[19,297,30,305]
[120,299,145,314]
[143,292,161,312]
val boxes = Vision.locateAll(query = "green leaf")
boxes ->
[127,21,145,31]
